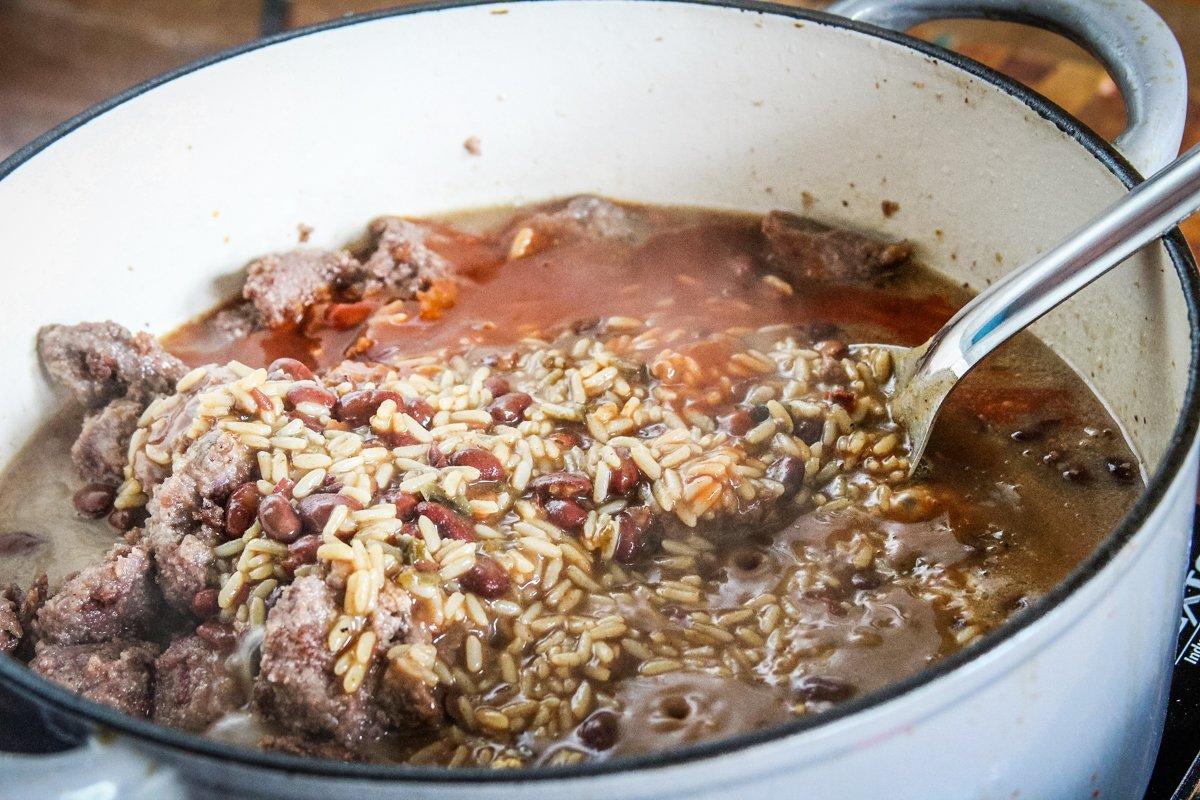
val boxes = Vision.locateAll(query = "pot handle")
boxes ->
[825,0,1188,175]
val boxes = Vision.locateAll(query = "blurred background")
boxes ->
[0,0,1198,256]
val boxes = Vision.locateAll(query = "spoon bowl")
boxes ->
[867,143,1200,473]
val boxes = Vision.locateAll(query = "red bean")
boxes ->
[285,384,337,409]
[427,443,449,468]
[488,392,533,424]
[333,390,404,427]
[73,483,115,518]
[719,409,753,437]
[296,493,363,535]
[381,430,420,447]
[459,555,510,599]
[551,431,586,452]
[225,482,261,539]
[614,507,658,564]
[403,398,436,429]
[849,569,882,590]
[450,448,505,482]
[190,588,220,619]
[608,448,642,496]
[396,495,420,521]
[195,621,237,651]
[258,494,302,543]
[483,375,510,398]
[529,471,592,500]
[0,531,43,556]
[577,709,619,751]
[292,412,326,432]
[250,388,273,413]
[827,388,855,410]
[378,489,420,521]
[107,507,144,532]
[281,534,322,572]
[416,502,474,541]
[545,499,587,530]
[268,358,315,381]
[766,456,805,500]
[794,417,823,446]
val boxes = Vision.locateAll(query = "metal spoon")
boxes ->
[870,143,1200,473]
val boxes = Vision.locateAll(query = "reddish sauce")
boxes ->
[165,215,956,372]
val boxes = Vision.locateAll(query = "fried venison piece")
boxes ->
[71,398,142,486]
[31,640,157,717]
[34,543,157,646]
[2,574,47,660]
[37,321,186,409]
[361,217,449,294]
[522,195,650,246]
[371,584,441,728]
[144,430,253,611]
[153,634,246,731]
[0,589,19,655]
[254,576,388,748]
[128,364,239,496]
[243,249,363,328]
[760,210,912,284]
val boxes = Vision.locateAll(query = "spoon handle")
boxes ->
[918,143,1200,380]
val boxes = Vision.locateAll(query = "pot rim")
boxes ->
[1,0,1197,783]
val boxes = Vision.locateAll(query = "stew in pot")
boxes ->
[0,197,1141,766]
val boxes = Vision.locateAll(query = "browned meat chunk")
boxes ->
[361,217,448,294]
[0,575,47,659]
[31,640,157,717]
[525,195,650,245]
[16,573,47,635]
[34,543,157,646]
[37,321,186,409]
[153,634,246,731]
[144,430,252,610]
[761,210,912,284]
[206,302,259,339]
[0,589,20,655]
[71,398,141,486]
[254,576,387,748]
[243,249,362,328]
[129,364,238,495]
[371,584,440,728]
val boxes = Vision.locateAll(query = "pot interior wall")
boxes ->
[0,0,1188,475]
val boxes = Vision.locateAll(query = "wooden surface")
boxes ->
[0,0,1198,251]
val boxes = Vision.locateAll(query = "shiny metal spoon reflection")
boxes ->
[861,143,1200,474]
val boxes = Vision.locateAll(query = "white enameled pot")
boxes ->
[0,1,1196,798]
